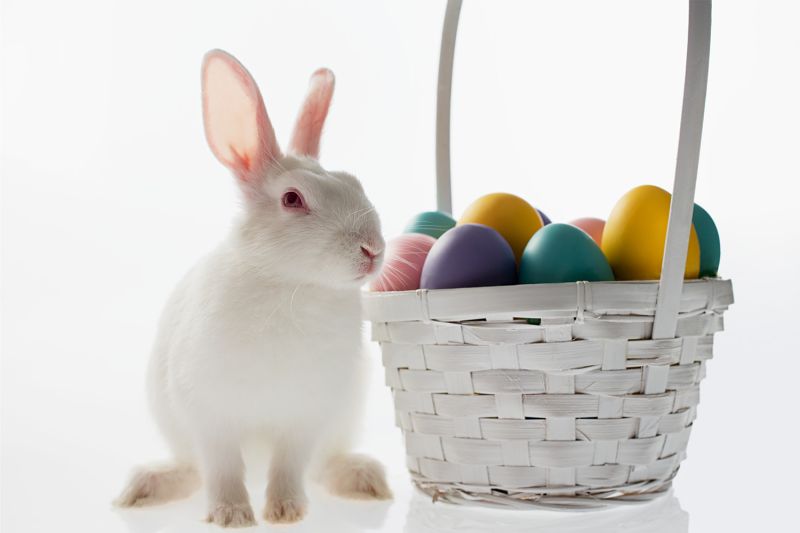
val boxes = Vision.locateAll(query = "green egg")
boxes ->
[404,211,456,239]
[519,223,615,284]
[693,204,721,277]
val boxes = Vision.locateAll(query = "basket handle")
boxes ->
[434,0,712,340]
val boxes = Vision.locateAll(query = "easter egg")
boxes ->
[370,233,436,292]
[693,203,721,277]
[602,185,700,280]
[569,217,605,246]
[519,223,614,284]
[403,211,456,239]
[537,209,552,225]
[458,193,544,262]
[420,224,516,289]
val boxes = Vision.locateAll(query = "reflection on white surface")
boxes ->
[114,485,393,533]
[113,482,687,533]
[404,490,689,533]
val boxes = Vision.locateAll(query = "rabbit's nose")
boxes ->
[360,245,380,260]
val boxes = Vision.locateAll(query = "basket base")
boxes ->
[412,476,675,511]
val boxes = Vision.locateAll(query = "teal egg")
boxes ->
[519,223,614,284]
[403,211,456,239]
[693,204,721,277]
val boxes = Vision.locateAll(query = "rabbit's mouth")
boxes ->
[357,246,383,278]
[355,267,377,281]
[354,261,382,283]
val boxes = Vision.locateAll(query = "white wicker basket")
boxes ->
[364,0,733,508]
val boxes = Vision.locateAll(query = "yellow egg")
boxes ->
[458,193,543,262]
[602,185,700,280]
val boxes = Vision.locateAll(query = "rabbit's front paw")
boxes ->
[263,497,307,524]
[323,453,392,500]
[206,501,256,528]
[114,463,200,507]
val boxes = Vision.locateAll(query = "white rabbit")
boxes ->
[115,49,390,527]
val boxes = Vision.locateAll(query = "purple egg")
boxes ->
[537,208,552,225]
[421,224,517,289]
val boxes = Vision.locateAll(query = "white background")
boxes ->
[2,1,799,532]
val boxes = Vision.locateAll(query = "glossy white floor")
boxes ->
[1,322,795,533]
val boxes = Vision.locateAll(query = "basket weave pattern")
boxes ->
[366,280,732,507]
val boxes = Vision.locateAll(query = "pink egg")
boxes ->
[569,217,606,246]
[370,233,437,291]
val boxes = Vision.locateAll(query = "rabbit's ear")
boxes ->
[288,68,335,159]
[202,50,281,185]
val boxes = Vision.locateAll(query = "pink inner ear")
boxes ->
[288,68,335,159]
[202,51,281,179]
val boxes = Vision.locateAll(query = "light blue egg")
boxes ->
[519,223,614,284]
[404,211,456,239]
[693,204,721,277]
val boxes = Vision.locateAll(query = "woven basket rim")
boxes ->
[363,278,733,323]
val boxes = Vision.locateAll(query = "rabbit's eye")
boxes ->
[281,189,307,211]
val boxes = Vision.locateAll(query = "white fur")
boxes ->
[116,50,389,527]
